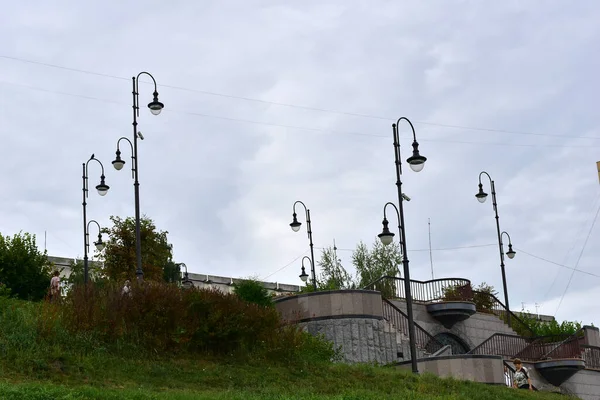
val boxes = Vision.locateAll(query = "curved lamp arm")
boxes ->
[113,137,135,178]
[84,154,109,197]
[290,200,310,236]
[86,219,105,252]
[134,71,164,117]
[501,231,516,259]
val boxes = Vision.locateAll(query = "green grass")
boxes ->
[0,356,570,399]
[0,295,571,399]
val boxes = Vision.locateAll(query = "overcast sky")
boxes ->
[1,1,599,325]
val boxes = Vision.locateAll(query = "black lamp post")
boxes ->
[82,154,109,285]
[475,171,516,326]
[290,201,317,291]
[112,71,164,282]
[377,117,427,374]
[178,263,193,289]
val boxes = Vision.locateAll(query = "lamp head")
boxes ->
[299,266,308,282]
[112,149,125,171]
[290,213,302,232]
[96,175,109,196]
[506,244,516,259]
[378,217,395,246]
[148,91,164,115]
[94,234,105,251]
[475,183,488,203]
[406,140,426,172]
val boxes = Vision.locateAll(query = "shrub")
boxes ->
[517,313,583,337]
[58,282,336,364]
[232,278,273,307]
[441,282,497,313]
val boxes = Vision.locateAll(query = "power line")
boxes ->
[516,248,600,279]
[315,243,497,252]
[554,201,600,316]
[543,193,600,300]
[3,79,597,149]
[2,54,600,142]
[261,251,307,281]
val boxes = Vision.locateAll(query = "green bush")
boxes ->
[57,282,335,364]
[232,278,273,307]
[517,312,583,337]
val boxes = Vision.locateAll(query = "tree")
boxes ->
[64,259,106,289]
[100,216,175,282]
[317,246,353,290]
[163,260,181,284]
[352,238,402,288]
[0,232,51,300]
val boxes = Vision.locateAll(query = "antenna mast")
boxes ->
[428,218,434,279]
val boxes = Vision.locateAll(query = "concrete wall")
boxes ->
[275,289,383,323]
[299,317,403,364]
[396,354,505,385]
[390,300,517,350]
[185,272,300,297]
[561,369,600,400]
[275,290,406,364]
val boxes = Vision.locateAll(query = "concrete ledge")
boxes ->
[275,290,384,323]
[395,354,505,385]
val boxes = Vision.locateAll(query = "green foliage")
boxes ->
[518,312,583,337]
[442,282,498,313]
[353,239,402,297]
[0,282,11,298]
[233,278,273,307]
[317,246,354,290]
[57,282,335,363]
[63,259,106,289]
[0,232,51,301]
[163,260,181,284]
[100,216,175,282]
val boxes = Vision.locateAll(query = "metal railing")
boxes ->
[503,360,515,388]
[516,329,584,361]
[582,345,600,370]
[363,275,536,338]
[468,333,531,357]
[382,299,445,355]
[363,276,471,303]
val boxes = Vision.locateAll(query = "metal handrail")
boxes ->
[468,333,531,357]
[471,290,536,338]
[382,298,445,355]
[362,276,471,303]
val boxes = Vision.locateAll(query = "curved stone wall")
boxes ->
[275,290,402,364]
[274,289,384,323]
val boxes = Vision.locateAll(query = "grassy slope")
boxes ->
[0,356,568,400]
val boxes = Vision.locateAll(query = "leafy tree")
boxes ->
[100,216,174,282]
[317,246,353,290]
[352,239,402,288]
[163,260,181,284]
[64,259,106,290]
[517,312,584,337]
[0,232,51,300]
[233,277,273,307]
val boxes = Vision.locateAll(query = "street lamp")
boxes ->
[299,256,313,285]
[82,154,109,285]
[475,171,516,327]
[377,117,426,375]
[112,71,164,282]
[178,263,193,289]
[290,201,317,291]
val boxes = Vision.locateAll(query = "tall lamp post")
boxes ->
[82,154,109,284]
[377,117,427,374]
[290,201,317,291]
[475,171,516,326]
[111,71,164,282]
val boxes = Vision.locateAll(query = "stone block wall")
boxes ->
[561,369,600,400]
[397,354,505,385]
[299,317,405,364]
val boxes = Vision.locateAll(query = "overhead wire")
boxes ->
[553,200,600,316]
[2,54,600,142]
[261,251,308,281]
[3,79,598,149]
